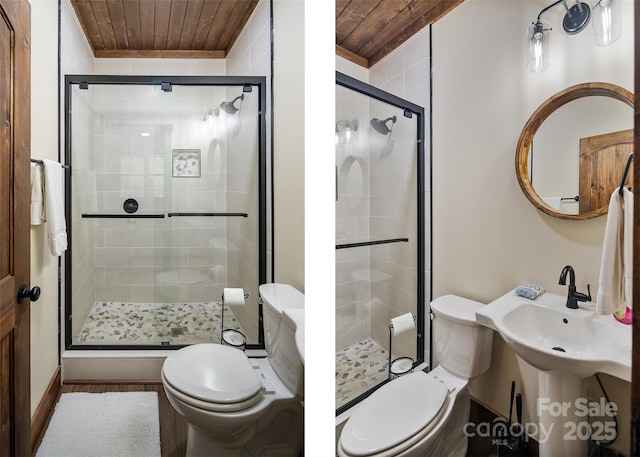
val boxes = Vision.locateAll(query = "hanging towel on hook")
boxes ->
[42,159,68,257]
[596,187,633,315]
[31,163,45,225]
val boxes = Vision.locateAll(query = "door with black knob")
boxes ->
[0,0,31,455]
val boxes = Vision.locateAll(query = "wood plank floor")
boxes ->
[33,383,188,457]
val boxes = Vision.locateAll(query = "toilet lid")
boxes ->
[162,344,262,404]
[340,371,448,456]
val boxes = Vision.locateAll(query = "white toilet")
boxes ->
[161,283,304,457]
[337,295,493,457]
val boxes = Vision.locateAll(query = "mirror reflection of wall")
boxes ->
[530,96,632,215]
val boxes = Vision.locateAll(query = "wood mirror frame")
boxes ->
[515,82,634,220]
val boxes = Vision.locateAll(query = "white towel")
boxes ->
[42,159,68,257]
[543,196,562,211]
[31,163,45,225]
[596,187,633,315]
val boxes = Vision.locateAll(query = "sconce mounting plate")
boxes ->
[562,2,590,35]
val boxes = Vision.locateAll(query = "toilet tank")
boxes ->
[258,283,304,396]
[430,295,493,379]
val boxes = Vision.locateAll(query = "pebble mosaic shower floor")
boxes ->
[336,338,390,409]
[76,301,243,346]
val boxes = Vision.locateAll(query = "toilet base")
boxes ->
[185,401,304,457]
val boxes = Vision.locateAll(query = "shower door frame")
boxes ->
[336,72,426,415]
[63,75,269,351]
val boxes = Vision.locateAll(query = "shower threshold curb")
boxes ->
[62,349,267,381]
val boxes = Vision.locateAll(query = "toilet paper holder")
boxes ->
[388,314,416,379]
[220,291,249,350]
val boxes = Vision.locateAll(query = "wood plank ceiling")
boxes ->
[70,0,259,58]
[336,0,465,68]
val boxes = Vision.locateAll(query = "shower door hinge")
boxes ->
[79,82,89,90]
[161,82,172,92]
[403,109,413,119]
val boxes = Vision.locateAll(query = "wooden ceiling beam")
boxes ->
[91,0,118,49]
[139,0,155,49]
[122,0,142,50]
[336,45,369,68]
[153,0,171,50]
[70,0,103,52]
[94,49,225,58]
[105,0,130,49]
[166,0,189,50]
[178,0,205,49]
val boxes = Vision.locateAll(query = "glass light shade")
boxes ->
[335,118,357,144]
[527,20,549,73]
[592,0,621,46]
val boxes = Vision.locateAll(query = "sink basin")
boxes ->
[498,303,615,377]
[476,290,631,381]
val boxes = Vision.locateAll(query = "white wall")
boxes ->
[272,0,304,291]
[432,0,633,453]
[30,0,61,418]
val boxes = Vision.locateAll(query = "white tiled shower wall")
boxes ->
[90,85,224,296]
[61,0,96,339]
[225,0,272,336]
[335,84,372,350]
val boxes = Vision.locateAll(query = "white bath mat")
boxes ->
[36,391,161,457]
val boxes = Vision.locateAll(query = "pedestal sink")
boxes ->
[476,290,631,457]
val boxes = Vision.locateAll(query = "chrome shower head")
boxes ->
[220,94,245,115]
[370,116,397,135]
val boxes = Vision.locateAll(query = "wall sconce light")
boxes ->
[203,106,220,122]
[528,19,550,73]
[527,0,621,73]
[592,0,622,46]
[335,118,358,144]
[220,94,244,115]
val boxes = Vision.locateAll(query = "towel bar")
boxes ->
[31,159,70,169]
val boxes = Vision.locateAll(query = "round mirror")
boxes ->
[515,82,633,220]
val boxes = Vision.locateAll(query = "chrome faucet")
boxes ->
[558,265,591,309]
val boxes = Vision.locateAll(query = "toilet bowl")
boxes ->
[162,283,304,457]
[337,295,493,457]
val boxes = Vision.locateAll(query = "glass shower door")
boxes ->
[335,73,425,412]
[65,76,266,349]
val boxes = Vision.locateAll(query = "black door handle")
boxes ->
[17,284,41,304]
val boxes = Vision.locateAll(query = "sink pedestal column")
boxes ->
[537,371,587,457]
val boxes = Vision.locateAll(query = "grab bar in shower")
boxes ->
[167,212,249,217]
[81,213,165,219]
[336,238,409,250]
